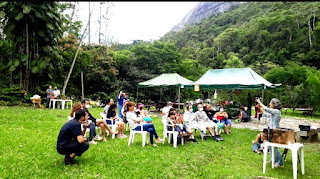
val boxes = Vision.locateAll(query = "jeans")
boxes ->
[168,125,187,133]
[46,98,50,108]
[252,143,262,151]
[134,123,159,144]
[268,146,283,166]
[57,141,89,157]
[118,104,123,119]
[247,108,252,117]
[88,122,96,141]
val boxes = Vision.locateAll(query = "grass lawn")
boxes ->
[1,106,320,178]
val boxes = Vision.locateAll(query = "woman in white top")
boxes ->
[126,102,164,146]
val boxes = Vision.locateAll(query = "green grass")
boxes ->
[0,106,320,178]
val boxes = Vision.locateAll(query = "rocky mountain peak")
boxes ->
[171,2,242,32]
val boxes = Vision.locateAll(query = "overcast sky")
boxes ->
[68,2,198,44]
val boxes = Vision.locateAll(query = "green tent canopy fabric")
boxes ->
[138,73,193,88]
[192,68,281,89]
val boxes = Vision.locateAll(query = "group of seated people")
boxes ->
[162,102,231,142]
[56,99,236,165]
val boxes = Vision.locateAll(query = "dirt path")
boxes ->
[148,112,320,131]
[232,117,320,131]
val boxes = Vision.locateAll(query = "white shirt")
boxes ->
[126,111,141,129]
[162,106,172,116]
[53,89,60,98]
[183,111,196,124]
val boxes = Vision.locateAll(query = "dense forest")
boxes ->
[1,2,320,112]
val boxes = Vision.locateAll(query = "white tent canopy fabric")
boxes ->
[192,67,281,89]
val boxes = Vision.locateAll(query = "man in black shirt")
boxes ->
[204,104,217,120]
[57,109,90,165]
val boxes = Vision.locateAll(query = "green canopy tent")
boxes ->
[137,73,194,111]
[192,67,282,101]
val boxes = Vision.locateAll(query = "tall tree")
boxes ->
[0,2,63,92]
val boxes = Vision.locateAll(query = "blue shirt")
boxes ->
[117,95,126,105]
[56,119,82,148]
[46,88,53,98]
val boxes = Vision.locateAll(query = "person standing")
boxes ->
[53,87,61,99]
[117,90,127,119]
[247,93,252,118]
[256,98,283,167]
[56,109,90,165]
[46,85,53,108]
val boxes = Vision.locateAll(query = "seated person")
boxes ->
[183,105,200,129]
[204,104,223,131]
[81,99,116,143]
[107,103,126,138]
[57,109,90,165]
[103,98,114,114]
[168,107,184,124]
[214,107,232,135]
[135,103,152,123]
[121,101,129,124]
[70,104,82,118]
[161,101,173,120]
[252,129,268,154]
[195,104,223,141]
[239,105,250,122]
[126,102,164,147]
[167,111,197,143]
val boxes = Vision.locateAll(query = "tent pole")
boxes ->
[178,86,181,113]
[136,86,139,103]
[262,86,265,103]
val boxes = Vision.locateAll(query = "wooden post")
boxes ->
[81,72,84,99]
[62,2,96,96]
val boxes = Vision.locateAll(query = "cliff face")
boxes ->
[171,2,241,32]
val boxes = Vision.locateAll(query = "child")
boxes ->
[135,103,152,123]
[167,111,197,143]
[252,129,268,154]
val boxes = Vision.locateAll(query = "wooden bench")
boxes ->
[295,108,314,115]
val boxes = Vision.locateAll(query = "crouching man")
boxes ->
[56,109,90,165]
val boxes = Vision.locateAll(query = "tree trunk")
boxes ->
[81,71,84,99]
[308,20,312,50]
[62,2,96,96]
[295,18,300,29]
[68,2,76,34]
[25,21,29,92]
[313,10,315,30]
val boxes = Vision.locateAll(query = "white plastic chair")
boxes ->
[128,123,149,147]
[100,112,118,139]
[161,119,184,148]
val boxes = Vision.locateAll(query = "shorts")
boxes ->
[144,117,152,122]
[106,119,115,125]
[220,119,231,125]
[211,120,223,129]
